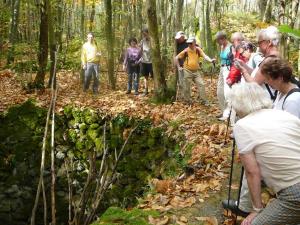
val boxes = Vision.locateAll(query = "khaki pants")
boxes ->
[217,66,231,117]
[183,69,206,102]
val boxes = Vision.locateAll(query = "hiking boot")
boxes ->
[222,199,250,218]
[126,90,131,94]
[134,92,139,96]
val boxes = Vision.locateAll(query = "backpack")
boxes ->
[282,88,300,110]
[183,47,201,65]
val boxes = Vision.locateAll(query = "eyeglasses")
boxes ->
[257,40,266,45]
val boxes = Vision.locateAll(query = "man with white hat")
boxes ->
[175,36,215,105]
[175,31,188,99]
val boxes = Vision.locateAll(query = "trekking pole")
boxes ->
[235,166,245,225]
[227,138,236,217]
[224,106,233,144]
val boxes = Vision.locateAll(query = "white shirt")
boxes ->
[234,109,300,193]
[273,91,300,119]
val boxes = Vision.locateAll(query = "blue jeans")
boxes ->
[128,72,139,93]
[84,63,99,93]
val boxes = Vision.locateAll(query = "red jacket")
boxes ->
[226,51,246,85]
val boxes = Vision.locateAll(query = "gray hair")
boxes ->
[258,26,280,46]
[231,32,244,42]
[229,82,272,118]
[215,31,227,40]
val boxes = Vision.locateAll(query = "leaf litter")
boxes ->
[0,69,235,224]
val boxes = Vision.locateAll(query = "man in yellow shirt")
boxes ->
[81,32,101,94]
[175,36,215,104]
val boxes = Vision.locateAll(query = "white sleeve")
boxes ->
[284,98,300,119]
[233,123,257,154]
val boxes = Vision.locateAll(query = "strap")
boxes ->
[282,88,300,110]
[265,83,277,101]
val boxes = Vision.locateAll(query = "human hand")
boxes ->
[211,58,216,63]
[122,65,126,71]
[178,66,183,71]
[241,212,258,225]
[226,78,233,86]
[82,64,87,70]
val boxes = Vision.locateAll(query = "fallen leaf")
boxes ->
[195,216,218,225]
[148,215,169,225]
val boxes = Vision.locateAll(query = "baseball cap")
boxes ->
[186,36,196,43]
[175,31,186,39]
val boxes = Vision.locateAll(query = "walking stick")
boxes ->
[227,138,236,216]
[233,166,245,225]
[224,106,233,144]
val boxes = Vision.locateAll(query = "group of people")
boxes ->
[81,29,153,96]
[216,26,300,225]
[81,26,300,224]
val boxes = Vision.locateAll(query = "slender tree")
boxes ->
[147,0,167,100]
[34,0,49,87]
[105,0,116,89]
[7,0,21,64]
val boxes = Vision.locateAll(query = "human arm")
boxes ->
[175,51,185,70]
[81,45,87,69]
[198,47,215,63]
[123,49,128,71]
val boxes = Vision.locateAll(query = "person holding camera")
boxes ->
[81,32,101,94]
[123,37,142,95]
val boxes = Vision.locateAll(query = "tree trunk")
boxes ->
[201,0,206,49]
[290,0,300,28]
[81,0,85,40]
[48,0,56,88]
[105,0,116,89]
[147,0,167,100]
[175,0,184,31]
[7,0,21,65]
[205,0,213,56]
[89,0,95,31]
[258,0,267,20]
[34,0,49,87]
[263,0,272,23]
[56,0,63,49]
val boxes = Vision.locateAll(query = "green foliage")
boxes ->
[278,25,300,40]
[91,207,158,225]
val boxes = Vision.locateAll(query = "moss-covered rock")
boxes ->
[92,207,158,225]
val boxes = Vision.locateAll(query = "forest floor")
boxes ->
[0,12,269,225]
[0,68,245,225]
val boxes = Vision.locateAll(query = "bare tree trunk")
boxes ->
[105,0,116,89]
[175,0,184,31]
[89,0,95,31]
[81,0,85,40]
[34,0,49,87]
[263,0,272,23]
[147,0,167,100]
[201,0,206,49]
[205,0,213,56]
[290,0,300,28]
[279,0,285,25]
[7,0,20,64]
[48,0,56,88]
